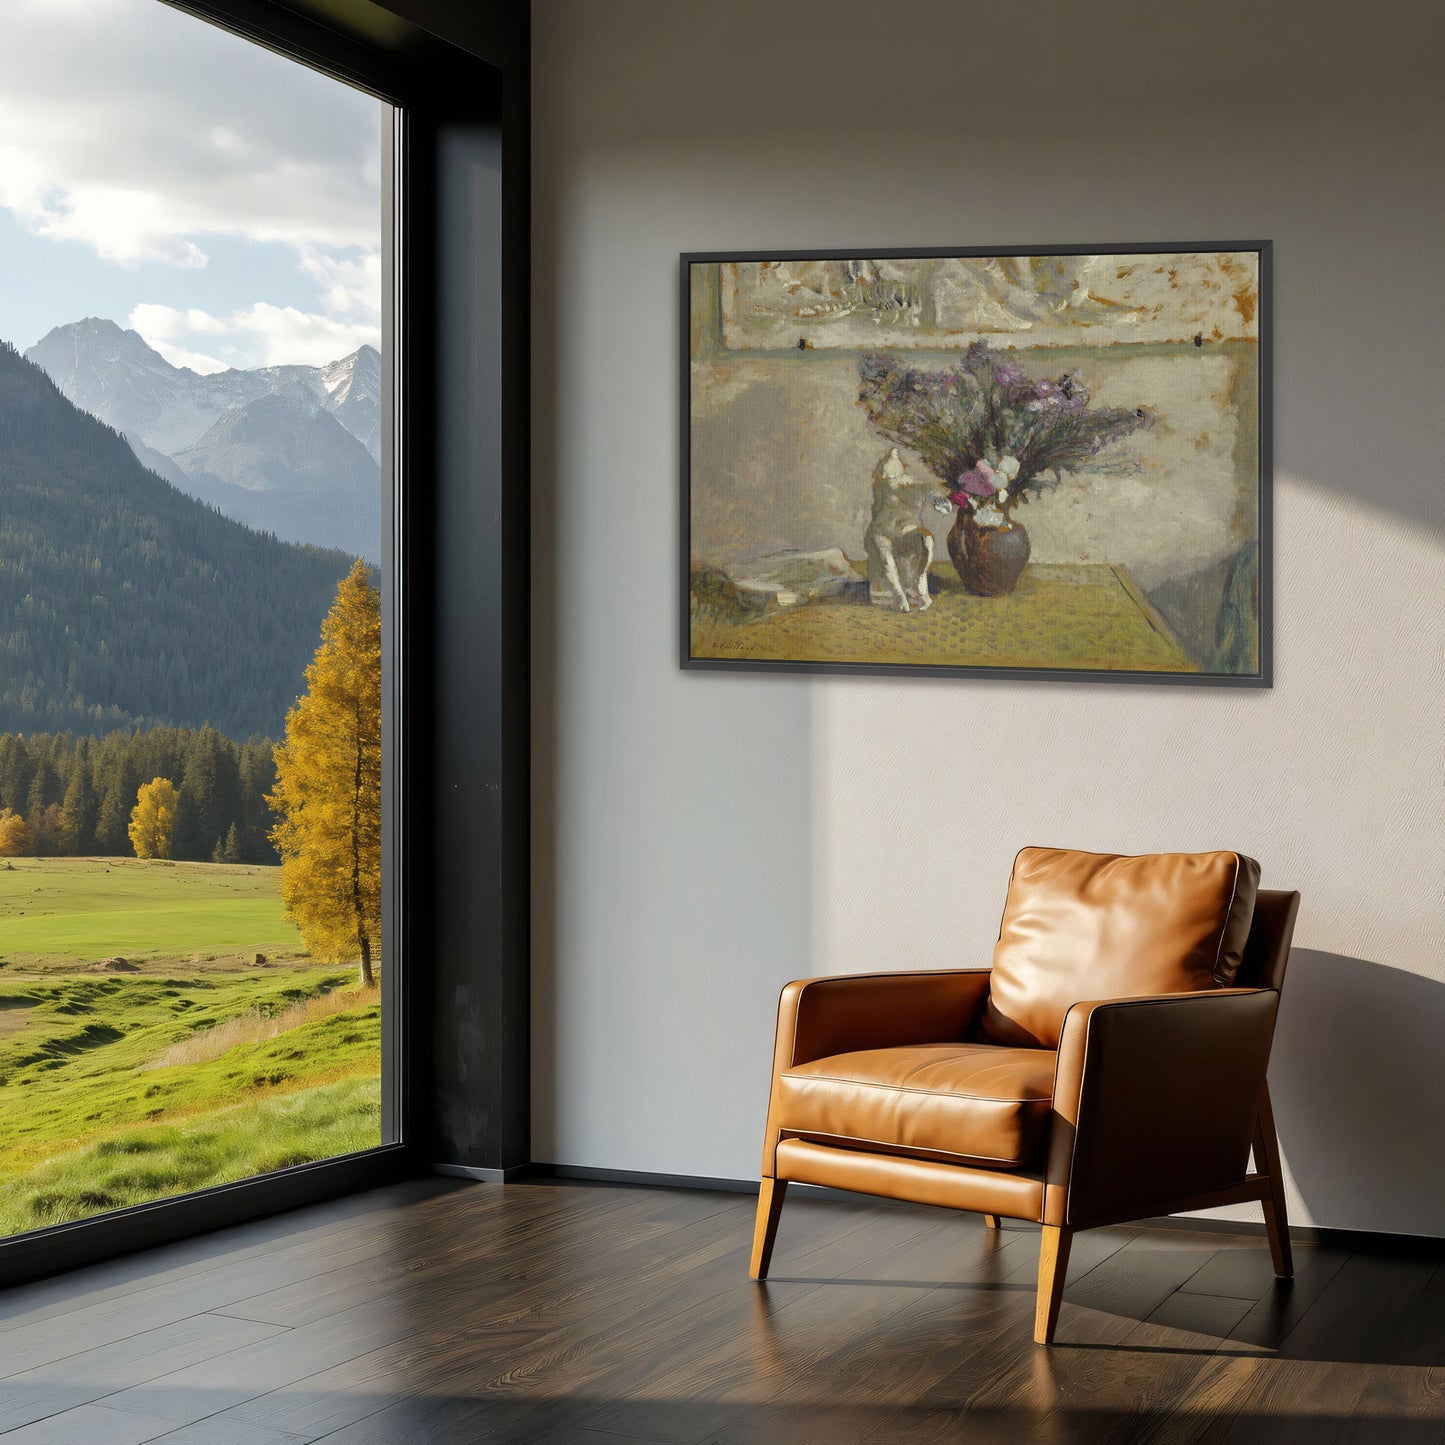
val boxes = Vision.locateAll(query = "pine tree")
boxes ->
[178,726,241,862]
[27,803,65,856]
[0,726,280,860]
[26,758,60,818]
[60,763,97,854]
[221,822,243,864]
[128,777,179,860]
[0,342,357,739]
[239,738,278,863]
[268,561,382,987]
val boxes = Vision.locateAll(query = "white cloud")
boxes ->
[297,249,383,319]
[130,301,380,372]
[0,0,383,267]
[0,0,387,368]
[131,305,231,339]
[128,303,231,371]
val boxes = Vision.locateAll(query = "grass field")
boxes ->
[0,856,308,965]
[0,858,381,1235]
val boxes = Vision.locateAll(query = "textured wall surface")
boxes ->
[532,0,1445,1234]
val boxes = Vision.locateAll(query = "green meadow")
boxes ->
[0,857,306,965]
[0,858,381,1235]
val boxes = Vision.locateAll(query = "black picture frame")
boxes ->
[680,241,1272,688]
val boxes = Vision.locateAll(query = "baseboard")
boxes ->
[513,1162,1445,1255]
[1140,1212,1445,1257]
[431,1162,532,1183]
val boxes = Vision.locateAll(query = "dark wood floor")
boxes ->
[1,1178,1441,1444]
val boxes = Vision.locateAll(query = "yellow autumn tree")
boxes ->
[128,778,179,859]
[0,807,31,857]
[268,560,382,987]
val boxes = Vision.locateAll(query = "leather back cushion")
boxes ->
[976,848,1261,1049]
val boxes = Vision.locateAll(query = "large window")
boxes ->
[0,0,395,1236]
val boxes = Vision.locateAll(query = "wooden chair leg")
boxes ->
[750,1177,788,1280]
[1034,1225,1072,1345]
[982,1214,1001,1230]
[1254,1083,1293,1279]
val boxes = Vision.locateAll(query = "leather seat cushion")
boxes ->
[977,847,1261,1050]
[774,1042,1056,1170]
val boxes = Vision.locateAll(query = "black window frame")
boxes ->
[0,0,530,1287]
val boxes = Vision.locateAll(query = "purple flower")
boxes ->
[1054,370,1089,409]
[962,340,993,373]
[857,345,1151,496]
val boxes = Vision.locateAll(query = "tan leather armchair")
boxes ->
[750,848,1300,1345]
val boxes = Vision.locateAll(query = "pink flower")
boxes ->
[954,466,998,497]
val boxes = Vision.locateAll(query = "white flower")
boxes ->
[996,487,1009,504]
[997,455,1021,481]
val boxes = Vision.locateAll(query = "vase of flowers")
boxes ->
[953,468,1034,592]
[857,342,1152,596]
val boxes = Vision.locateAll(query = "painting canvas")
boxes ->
[682,244,1270,684]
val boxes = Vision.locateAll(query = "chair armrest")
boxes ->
[760,970,991,1178]
[773,970,993,1073]
[1044,988,1279,1227]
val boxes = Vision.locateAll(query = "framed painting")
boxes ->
[681,242,1271,686]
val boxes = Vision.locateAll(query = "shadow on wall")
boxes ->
[1272,950,1445,1239]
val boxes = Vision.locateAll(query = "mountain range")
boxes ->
[0,340,355,739]
[26,319,381,561]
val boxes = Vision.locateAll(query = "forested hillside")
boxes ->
[0,726,277,863]
[0,342,355,737]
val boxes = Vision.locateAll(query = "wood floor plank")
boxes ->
[1130,1261,1445,1445]
[1176,1236,1319,1303]
[1224,1242,1352,1354]
[0,1404,181,1445]
[1387,1264,1445,1369]
[740,1222,1141,1444]
[1050,1228,1230,1338]
[193,1189,776,1442]
[215,1335,461,1441]
[1272,1253,1434,1363]
[151,1417,317,1444]
[301,1194,958,1445]
[0,1181,452,1331]
[1,1179,1441,1445]
[0,1313,287,1434]
[701,1234,1044,1444]
[95,1298,427,1428]
[915,1228,1240,1445]
[1142,1290,1257,1340]
[211,1181,650,1328]
[1149,1255,1445,1445]
[0,1232,399,1378]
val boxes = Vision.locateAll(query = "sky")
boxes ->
[0,0,385,372]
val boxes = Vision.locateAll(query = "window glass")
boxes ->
[0,0,392,1236]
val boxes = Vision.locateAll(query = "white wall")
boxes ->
[532,0,1445,1235]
